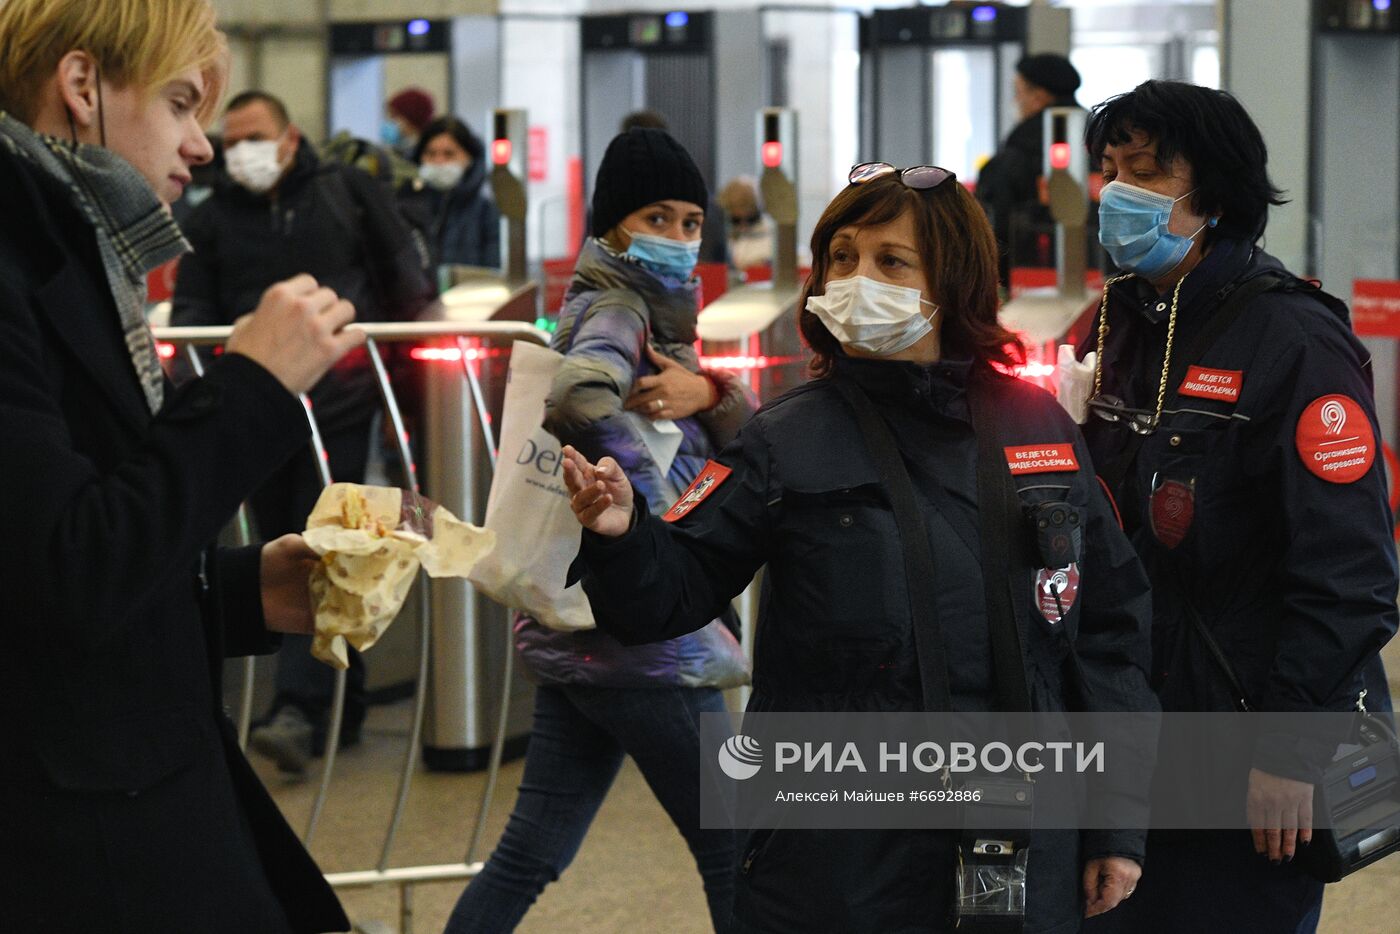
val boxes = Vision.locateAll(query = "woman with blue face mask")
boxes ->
[444,127,755,934]
[1077,81,1397,934]
[559,164,1158,933]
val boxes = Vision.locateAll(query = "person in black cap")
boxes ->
[977,52,1084,286]
[442,127,753,934]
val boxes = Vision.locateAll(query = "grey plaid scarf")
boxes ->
[0,112,190,413]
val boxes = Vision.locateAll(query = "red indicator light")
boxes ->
[492,139,512,165]
[412,347,469,363]
[699,354,806,371]
[409,345,508,363]
[156,342,176,360]
[1049,142,1071,171]
[1014,362,1056,379]
[761,141,783,169]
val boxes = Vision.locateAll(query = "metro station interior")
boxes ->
[10,0,1400,931]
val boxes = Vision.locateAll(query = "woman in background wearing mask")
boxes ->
[1074,81,1397,934]
[443,127,753,934]
[405,116,500,269]
[561,163,1157,933]
[383,86,433,158]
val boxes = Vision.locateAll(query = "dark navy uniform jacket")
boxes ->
[576,354,1157,933]
[1082,237,1398,784]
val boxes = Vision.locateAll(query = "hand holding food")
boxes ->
[301,483,495,668]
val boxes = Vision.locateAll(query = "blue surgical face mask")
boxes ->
[380,119,403,147]
[1098,180,1208,280]
[624,230,702,282]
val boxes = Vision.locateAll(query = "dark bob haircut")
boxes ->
[799,173,1023,377]
[412,116,486,166]
[1085,80,1286,243]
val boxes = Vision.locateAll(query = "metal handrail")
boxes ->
[156,321,550,931]
[363,336,428,875]
[299,391,345,847]
[152,320,549,345]
[455,336,510,867]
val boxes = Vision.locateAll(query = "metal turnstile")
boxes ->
[862,3,1047,180]
[998,106,1095,386]
[326,17,500,149]
[860,3,1070,274]
[581,11,747,259]
[698,109,807,403]
[421,110,540,771]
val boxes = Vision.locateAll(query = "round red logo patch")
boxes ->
[1150,479,1196,550]
[1296,395,1375,484]
[1035,564,1080,628]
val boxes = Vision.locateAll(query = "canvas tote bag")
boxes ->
[467,340,597,631]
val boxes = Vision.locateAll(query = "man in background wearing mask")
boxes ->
[173,89,433,776]
[976,53,1083,286]
[1075,81,1396,934]
[716,176,773,276]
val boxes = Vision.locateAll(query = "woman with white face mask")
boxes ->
[559,164,1158,933]
[403,116,500,269]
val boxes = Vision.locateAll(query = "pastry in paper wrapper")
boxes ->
[302,483,495,669]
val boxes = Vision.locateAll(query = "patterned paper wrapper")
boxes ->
[301,483,496,669]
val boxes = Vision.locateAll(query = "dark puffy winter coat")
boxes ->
[514,237,755,688]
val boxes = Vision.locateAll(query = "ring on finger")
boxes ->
[654,398,664,412]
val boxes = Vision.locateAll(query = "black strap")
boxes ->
[1180,588,1255,712]
[833,378,953,712]
[1098,271,1287,491]
[833,376,1033,712]
[968,378,1033,711]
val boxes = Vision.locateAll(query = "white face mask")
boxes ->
[805,275,940,356]
[419,161,466,191]
[225,139,284,194]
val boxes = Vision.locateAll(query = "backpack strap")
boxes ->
[316,166,362,237]
[317,165,435,318]
[833,377,955,712]
[833,373,1036,712]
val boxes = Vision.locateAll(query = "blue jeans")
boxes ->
[444,684,737,933]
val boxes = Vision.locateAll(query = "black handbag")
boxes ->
[1302,712,1400,881]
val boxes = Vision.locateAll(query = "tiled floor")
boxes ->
[253,703,713,934]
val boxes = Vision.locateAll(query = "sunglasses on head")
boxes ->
[1086,394,1159,435]
[848,162,957,191]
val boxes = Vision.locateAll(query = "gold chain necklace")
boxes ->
[1092,271,1192,432]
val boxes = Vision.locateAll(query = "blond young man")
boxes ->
[0,1,360,930]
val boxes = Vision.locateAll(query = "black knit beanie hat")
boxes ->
[590,128,709,238]
[1015,53,1081,103]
